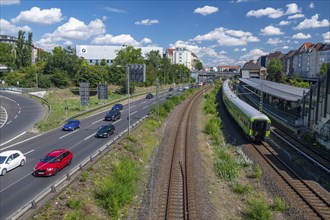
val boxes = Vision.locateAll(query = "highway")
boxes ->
[0,91,44,147]
[0,91,169,219]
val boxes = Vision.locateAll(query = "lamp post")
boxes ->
[36,71,38,90]
[126,64,131,134]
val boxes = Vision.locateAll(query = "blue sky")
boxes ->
[1,0,329,67]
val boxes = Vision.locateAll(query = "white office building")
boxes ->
[76,45,163,65]
[172,47,194,70]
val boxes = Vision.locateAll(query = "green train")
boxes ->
[222,79,271,142]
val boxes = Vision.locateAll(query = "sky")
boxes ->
[1,0,329,67]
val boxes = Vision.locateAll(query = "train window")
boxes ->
[253,121,267,132]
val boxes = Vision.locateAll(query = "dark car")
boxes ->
[34,149,72,176]
[105,109,121,121]
[112,104,123,111]
[168,88,174,92]
[166,93,173,99]
[62,119,80,131]
[95,124,115,138]
[146,93,154,99]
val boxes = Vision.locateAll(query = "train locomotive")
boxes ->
[222,79,271,142]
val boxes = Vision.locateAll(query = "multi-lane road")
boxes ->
[0,91,44,147]
[0,90,170,219]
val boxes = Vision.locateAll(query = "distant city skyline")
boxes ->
[1,0,329,67]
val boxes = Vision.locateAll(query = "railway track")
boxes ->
[252,141,330,220]
[158,88,208,220]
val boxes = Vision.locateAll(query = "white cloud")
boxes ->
[91,34,141,46]
[266,38,283,45]
[288,14,305,20]
[285,3,301,15]
[0,18,31,35]
[192,27,259,46]
[0,0,20,5]
[141,38,152,44]
[36,17,106,49]
[11,7,63,25]
[194,5,218,16]
[246,3,302,19]
[233,48,240,52]
[246,7,284,19]
[135,19,159,26]
[282,46,289,49]
[309,2,314,9]
[260,25,284,35]
[104,7,127,13]
[294,14,330,30]
[322,31,330,43]
[292,33,311,39]
[239,48,268,63]
[279,20,291,26]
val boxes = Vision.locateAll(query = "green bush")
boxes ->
[272,196,289,212]
[232,182,252,194]
[64,210,84,220]
[204,118,221,145]
[95,157,139,218]
[252,164,263,181]
[80,171,89,182]
[244,196,272,220]
[214,147,240,181]
[67,199,81,209]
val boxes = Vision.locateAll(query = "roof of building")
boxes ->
[241,62,263,70]
[239,78,309,102]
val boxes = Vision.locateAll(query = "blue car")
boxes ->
[62,119,80,131]
[111,103,123,111]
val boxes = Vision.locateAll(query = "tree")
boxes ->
[23,32,33,67]
[100,59,107,66]
[15,30,25,68]
[319,62,329,76]
[0,43,15,69]
[267,58,284,82]
[194,59,203,70]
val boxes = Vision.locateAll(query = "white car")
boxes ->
[0,150,26,176]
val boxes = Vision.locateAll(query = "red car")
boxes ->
[34,149,72,176]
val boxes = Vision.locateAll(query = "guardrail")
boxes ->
[7,115,149,220]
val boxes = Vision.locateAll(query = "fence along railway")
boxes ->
[157,87,209,220]
[253,141,330,220]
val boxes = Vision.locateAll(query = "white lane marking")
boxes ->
[113,119,122,124]
[59,130,78,139]
[131,105,137,108]
[24,149,34,155]
[152,102,156,105]
[18,110,21,114]
[0,175,29,193]
[84,133,95,141]
[0,131,27,147]
[131,111,137,115]
[6,121,12,125]
[92,118,105,125]
[14,115,18,119]
[141,101,146,104]
[0,106,8,128]
[0,133,42,150]
[142,105,149,109]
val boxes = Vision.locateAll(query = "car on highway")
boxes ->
[105,109,121,121]
[146,93,154,99]
[34,149,73,176]
[62,119,80,131]
[166,93,174,99]
[95,124,115,138]
[0,150,26,176]
[168,88,174,92]
[112,103,123,111]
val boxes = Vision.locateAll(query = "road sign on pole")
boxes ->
[97,82,108,100]
[80,82,90,106]
[126,64,146,134]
